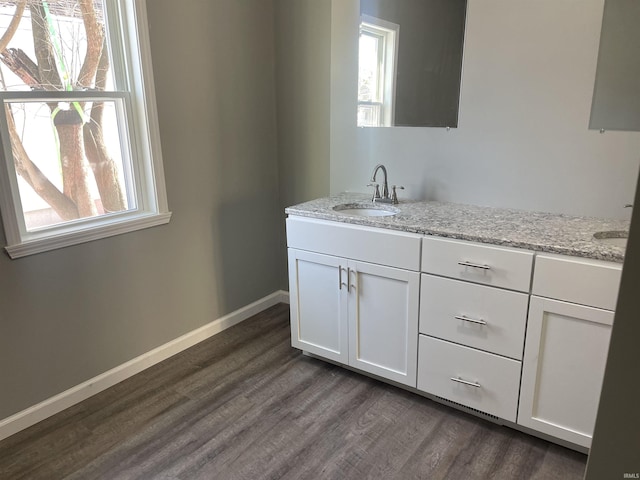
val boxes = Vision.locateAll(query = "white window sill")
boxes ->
[5,212,172,259]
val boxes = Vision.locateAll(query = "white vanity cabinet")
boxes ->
[518,254,622,448]
[417,237,534,422]
[285,207,625,450]
[287,217,421,387]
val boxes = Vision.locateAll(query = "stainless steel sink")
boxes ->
[333,203,399,217]
[593,231,628,248]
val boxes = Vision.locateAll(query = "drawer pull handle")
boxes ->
[454,315,487,326]
[458,261,491,270]
[450,377,481,388]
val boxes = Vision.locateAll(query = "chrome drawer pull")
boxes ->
[454,315,487,326]
[458,261,491,270]
[450,377,481,388]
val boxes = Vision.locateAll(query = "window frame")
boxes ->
[0,0,170,259]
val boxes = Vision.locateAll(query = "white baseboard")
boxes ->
[0,290,290,442]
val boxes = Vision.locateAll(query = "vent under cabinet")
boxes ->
[433,395,503,424]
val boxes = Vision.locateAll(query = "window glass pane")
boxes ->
[358,32,382,102]
[5,99,134,231]
[0,0,113,92]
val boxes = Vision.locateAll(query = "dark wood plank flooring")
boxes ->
[0,303,587,479]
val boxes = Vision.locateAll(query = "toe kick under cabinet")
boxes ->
[417,237,534,422]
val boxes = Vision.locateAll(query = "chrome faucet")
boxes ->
[367,164,404,204]
[370,164,389,200]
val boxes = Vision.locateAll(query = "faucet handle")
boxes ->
[367,182,381,201]
[391,185,404,204]
[625,204,634,208]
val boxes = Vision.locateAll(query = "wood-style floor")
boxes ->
[0,303,587,479]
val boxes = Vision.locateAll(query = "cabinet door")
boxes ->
[518,296,613,448]
[288,249,349,364]
[348,260,420,387]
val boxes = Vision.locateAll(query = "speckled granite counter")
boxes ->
[285,193,630,263]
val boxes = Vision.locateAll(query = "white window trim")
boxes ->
[358,14,399,127]
[0,0,171,259]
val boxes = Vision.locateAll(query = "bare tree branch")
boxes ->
[0,0,27,52]
[29,0,98,217]
[76,0,103,88]
[30,0,62,90]
[0,48,40,86]
[0,2,80,221]
[1,0,114,221]
[5,106,80,220]
[84,37,126,212]
[58,120,96,217]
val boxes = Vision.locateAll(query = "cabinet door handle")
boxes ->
[349,268,356,292]
[347,267,351,292]
[339,266,349,291]
[458,261,491,271]
[450,377,481,388]
[454,315,487,326]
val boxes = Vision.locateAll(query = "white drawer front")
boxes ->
[417,335,521,422]
[532,254,622,310]
[419,274,528,359]
[421,237,533,292]
[286,217,422,271]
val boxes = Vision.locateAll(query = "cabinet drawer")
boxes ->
[286,217,422,271]
[421,237,533,292]
[419,274,528,359]
[532,254,622,310]
[417,335,521,422]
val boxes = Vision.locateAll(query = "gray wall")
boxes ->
[0,0,282,420]
[274,0,331,287]
[331,0,640,219]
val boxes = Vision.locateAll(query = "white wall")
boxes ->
[331,0,640,219]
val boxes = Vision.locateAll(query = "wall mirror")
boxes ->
[357,0,467,128]
[589,0,640,132]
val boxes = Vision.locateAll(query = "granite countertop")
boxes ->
[285,193,630,263]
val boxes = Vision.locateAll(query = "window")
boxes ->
[0,0,170,258]
[357,15,399,127]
